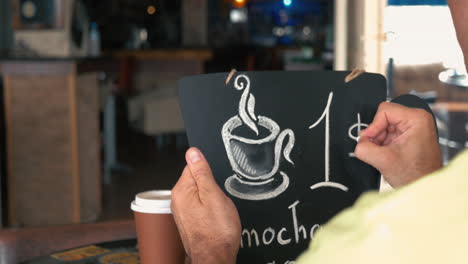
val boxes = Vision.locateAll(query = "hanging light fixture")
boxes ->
[234,0,246,8]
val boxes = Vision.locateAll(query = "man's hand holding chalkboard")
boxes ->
[172,148,241,264]
[173,101,442,263]
[355,102,442,188]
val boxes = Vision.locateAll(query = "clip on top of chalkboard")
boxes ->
[345,69,365,83]
[226,69,237,85]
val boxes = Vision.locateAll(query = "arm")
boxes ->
[447,0,468,68]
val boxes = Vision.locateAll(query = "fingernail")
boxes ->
[187,148,202,164]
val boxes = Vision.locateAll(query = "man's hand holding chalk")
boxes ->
[355,102,442,188]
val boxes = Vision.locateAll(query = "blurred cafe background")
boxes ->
[0,0,466,233]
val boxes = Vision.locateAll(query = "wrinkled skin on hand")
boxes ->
[355,102,442,188]
[171,148,241,264]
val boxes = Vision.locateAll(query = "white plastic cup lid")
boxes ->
[131,190,172,214]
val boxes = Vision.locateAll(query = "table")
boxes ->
[22,239,139,264]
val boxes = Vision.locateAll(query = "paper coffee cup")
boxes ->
[131,190,185,264]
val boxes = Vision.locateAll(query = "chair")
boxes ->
[0,220,136,264]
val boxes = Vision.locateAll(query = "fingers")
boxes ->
[371,124,400,146]
[173,166,197,197]
[373,130,388,145]
[362,102,409,139]
[360,102,390,138]
[172,166,200,218]
[171,166,197,256]
[185,147,220,201]
[355,136,396,174]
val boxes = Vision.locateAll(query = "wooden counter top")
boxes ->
[0,56,111,62]
[431,102,468,112]
[1,49,214,62]
[111,49,213,61]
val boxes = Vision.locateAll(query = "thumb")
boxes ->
[185,147,220,199]
[354,136,396,174]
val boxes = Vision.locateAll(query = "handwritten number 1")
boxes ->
[308,92,349,192]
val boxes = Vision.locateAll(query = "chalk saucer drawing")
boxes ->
[222,74,295,200]
[308,92,349,192]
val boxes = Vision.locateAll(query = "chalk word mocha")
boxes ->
[240,200,321,249]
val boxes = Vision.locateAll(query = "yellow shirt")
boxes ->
[297,150,468,264]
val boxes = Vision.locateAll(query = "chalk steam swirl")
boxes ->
[234,74,259,135]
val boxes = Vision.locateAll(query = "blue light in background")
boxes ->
[283,0,292,7]
[388,0,446,5]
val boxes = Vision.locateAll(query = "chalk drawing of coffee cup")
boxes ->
[222,74,295,200]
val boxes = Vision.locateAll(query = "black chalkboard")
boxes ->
[179,71,387,264]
